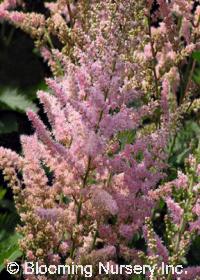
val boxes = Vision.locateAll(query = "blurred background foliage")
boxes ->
[0,0,199,279]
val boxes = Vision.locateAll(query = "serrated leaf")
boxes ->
[0,233,22,272]
[0,88,38,113]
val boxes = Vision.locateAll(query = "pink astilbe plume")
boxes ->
[165,197,184,225]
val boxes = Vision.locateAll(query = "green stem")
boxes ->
[168,133,177,159]
[44,29,64,76]
[45,29,54,49]
[92,229,98,250]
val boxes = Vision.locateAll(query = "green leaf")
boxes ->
[0,113,18,134]
[0,233,22,272]
[168,121,200,168]
[193,69,200,85]
[192,51,200,62]
[118,130,136,149]
[0,88,38,113]
[0,187,6,200]
[176,147,191,165]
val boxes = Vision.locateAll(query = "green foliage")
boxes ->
[0,187,22,272]
[192,51,200,85]
[0,88,38,113]
[0,87,38,135]
[0,233,22,272]
[118,130,136,150]
[193,64,200,85]
[0,187,6,200]
[192,51,200,62]
[168,120,200,169]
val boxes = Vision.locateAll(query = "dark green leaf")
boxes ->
[0,88,38,113]
[118,130,136,149]
[0,233,22,272]
[0,187,6,200]
[192,51,200,62]
[193,68,200,85]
